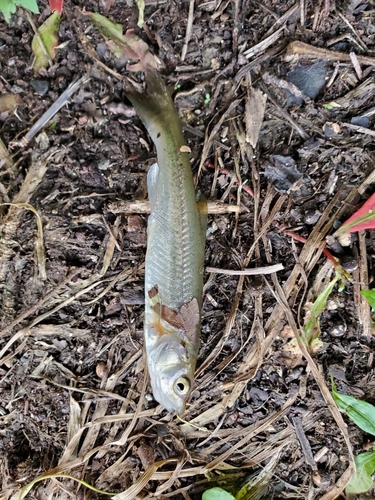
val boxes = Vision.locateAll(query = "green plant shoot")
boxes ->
[302,276,338,348]
[0,0,38,22]
[332,377,375,495]
[202,487,236,500]
[361,289,375,310]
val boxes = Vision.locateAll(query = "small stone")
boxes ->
[351,116,371,128]
[96,361,106,378]
[341,255,358,273]
[337,232,352,247]
[30,79,49,96]
[10,84,23,94]
[96,42,109,61]
[323,122,341,137]
[304,210,321,225]
[330,323,346,337]
[326,299,338,311]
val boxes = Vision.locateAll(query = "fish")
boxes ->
[125,69,207,414]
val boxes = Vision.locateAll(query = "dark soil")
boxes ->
[1,0,375,499]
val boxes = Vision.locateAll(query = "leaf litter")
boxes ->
[1,1,375,499]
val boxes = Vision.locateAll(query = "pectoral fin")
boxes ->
[147,162,159,211]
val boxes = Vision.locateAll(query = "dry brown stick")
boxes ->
[181,0,195,61]
[263,2,299,38]
[341,121,375,138]
[338,12,368,52]
[205,393,297,470]
[285,40,375,66]
[243,26,286,60]
[109,199,241,214]
[292,416,317,471]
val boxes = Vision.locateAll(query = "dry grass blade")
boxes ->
[265,275,355,496]
[243,26,285,59]
[0,149,58,317]
[1,202,46,280]
[205,263,283,275]
[205,394,297,469]
[245,86,267,148]
[197,99,241,181]
[111,459,177,500]
[11,77,90,148]
[263,1,299,37]
[0,268,79,338]
[197,193,286,378]
[181,0,195,61]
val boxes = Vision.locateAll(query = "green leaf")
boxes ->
[32,11,61,71]
[135,0,144,27]
[361,289,375,310]
[202,487,236,500]
[19,0,38,12]
[346,451,375,495]
[302,276,338,344]
[88,12,124,45]
[0,0,38,21]
[0,0,16,22]
[332,379,375,436]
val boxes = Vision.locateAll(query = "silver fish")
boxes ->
[125,70,206,413]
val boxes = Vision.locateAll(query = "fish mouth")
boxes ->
[148,362,193,414]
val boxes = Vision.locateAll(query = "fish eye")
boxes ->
[173,377,191,396]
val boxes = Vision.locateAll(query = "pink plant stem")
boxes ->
[278,225,339,266]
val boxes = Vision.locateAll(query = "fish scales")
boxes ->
[125,69,206,414]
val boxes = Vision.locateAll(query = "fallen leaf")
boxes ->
[0,93,21,114]
[245,87,267,148]
[32,11,61,72]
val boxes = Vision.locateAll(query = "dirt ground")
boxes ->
[1,0,375,498]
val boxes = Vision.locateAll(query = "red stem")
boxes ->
[281,227,338,266]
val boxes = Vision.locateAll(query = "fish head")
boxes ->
[147,333,194,414]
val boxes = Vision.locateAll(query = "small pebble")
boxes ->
[330,323,346,337]
[96,361,106,378]
[96,42,109,61]
[341,255,358,272]
[10,84,23,94]
[351,116,371,128]
[31,79,49,96]
[304,210,321,225]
